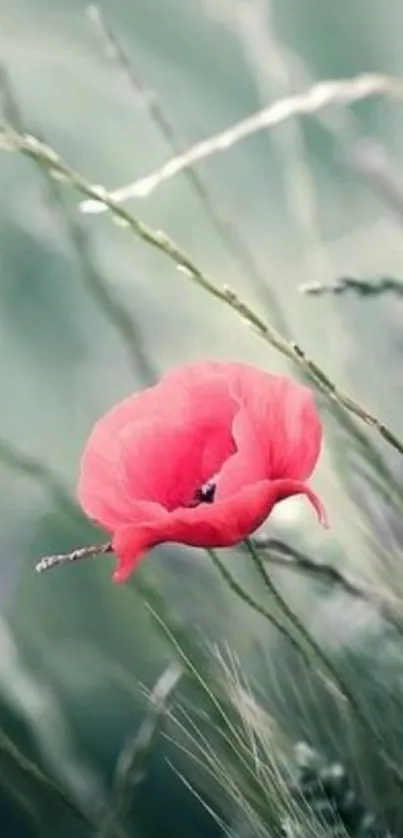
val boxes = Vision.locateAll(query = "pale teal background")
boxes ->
[2,1,403,835]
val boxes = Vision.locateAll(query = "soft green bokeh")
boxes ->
[2,1,403,835]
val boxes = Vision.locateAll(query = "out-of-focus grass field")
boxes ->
[2,1,403,836]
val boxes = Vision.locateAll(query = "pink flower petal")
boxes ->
[164,362,322,482]
[215,408,266,499]
[119,415,234,510]
[77,385,169,528]
[112,478,327,582]
[112,503,168,582]
[78,369,236,528]
[77,360,327,582]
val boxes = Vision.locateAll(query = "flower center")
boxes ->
[188,481,216,507]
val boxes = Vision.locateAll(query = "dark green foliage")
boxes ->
[284,743,394,838]
[302,277,403,298]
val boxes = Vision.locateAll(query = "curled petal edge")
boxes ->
[111,479,327,583]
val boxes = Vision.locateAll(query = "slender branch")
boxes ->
[1,126,403,458]
[301,276,403,298]
[243,538,403,789]
[34,532,403,633]
[253,536,403,630]
[325,402,403,509]
[35,542,112,573]
[77,72,403,210]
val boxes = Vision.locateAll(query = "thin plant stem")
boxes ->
[33,535,403,786]
[0,435,80,520]
[144,602,272,776]
[87,3,289,334]
[0,64,155,383]
[1,126,403,457]
[77,73,403,208]
[253,536,403,631]
[243,538,403,790]
[99,663,182,838]
[328,403,403,509]
[34,535,403,635]
[0,727,99,832]
[35,542,112,573]
[206,548,305,660]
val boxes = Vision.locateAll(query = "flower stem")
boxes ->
[206,548,304,660]
[244,538,403,791]
[253,536,403,634]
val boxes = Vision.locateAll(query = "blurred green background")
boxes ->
[2,0,403,835]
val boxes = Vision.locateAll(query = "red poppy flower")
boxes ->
[78,362,326,582]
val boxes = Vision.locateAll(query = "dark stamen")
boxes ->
[191,482,216,507]
[199,482,216,503]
